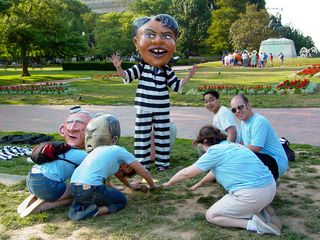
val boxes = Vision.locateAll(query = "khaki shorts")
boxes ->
[207,181,276,219]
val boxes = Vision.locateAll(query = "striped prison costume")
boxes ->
[123,63,182,169]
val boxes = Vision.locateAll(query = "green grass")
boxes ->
[1,58,320,107]
[0,133,319,239]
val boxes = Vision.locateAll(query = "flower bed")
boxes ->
[296,64,320,76]
[196,84,274,95]
[193,78,315,96]
[94,73,119,80]
[0,82,75,94]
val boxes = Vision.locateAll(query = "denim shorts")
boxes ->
[71,184,127,213]
[26,172,66,201]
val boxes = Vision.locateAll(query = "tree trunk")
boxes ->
[21,50,30,77]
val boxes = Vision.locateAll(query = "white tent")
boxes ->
[259,38,297,58]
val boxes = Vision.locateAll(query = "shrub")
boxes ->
[62,61,137,71]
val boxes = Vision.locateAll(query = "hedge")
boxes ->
[62,61,138,71]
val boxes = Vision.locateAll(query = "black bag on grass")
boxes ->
[279,137,295,162]
[30,141,77,166]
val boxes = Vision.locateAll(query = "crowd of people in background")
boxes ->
[222,51,284,68]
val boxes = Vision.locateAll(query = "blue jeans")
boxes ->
[71,184,127,213]
[26,172,66,201]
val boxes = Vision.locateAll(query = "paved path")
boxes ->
[0,105,319,146]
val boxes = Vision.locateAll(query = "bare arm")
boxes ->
[225,126,237,142]
[114,171,131,188]
[247,144,261,153]
[111,53,126,78]
[180,64,198,87]
[129,161,156,189]
[189,171,216,191]
[162,165,203,187]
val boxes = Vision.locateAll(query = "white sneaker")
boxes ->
[257,208,271,223]
[252,214,281,236]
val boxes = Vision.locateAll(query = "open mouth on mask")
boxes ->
[149,48,168,57]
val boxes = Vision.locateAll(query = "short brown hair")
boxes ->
[193,125,227,146]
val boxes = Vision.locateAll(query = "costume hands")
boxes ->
[111,53,122,68]
[188,64,198,78]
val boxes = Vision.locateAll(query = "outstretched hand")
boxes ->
[162,182,171,187]
[111,53,122,68]
[188,182,201,191]
[188,64,198,78]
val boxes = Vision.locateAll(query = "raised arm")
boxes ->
[111,53,126,78]
[180,64,198,87]
[188,171,216,191]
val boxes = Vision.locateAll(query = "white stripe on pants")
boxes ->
[134,109,170,169]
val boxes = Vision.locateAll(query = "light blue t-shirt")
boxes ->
[71,145,136,186]
[36,148,87,182]
[195,141,274,193]
[240,113,288,176]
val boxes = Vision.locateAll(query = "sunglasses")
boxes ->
[231,105,244,113]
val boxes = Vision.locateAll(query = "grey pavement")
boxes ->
[0,104,319,146]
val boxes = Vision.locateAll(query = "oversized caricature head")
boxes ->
[132,14,178,67]
[85,113,121,153]
[59,106,93,149]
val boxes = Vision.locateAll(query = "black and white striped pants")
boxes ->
[134,110,171,169]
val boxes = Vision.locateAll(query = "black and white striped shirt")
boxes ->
[124,63,182,112]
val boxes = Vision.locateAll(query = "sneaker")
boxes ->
[252,214,281,236]
[68,203,99,221]
[257,208,271,223]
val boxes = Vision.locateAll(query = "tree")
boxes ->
[205,7,238,55]
[172,0,211,57]
[81,12,100,53]
[93,12,137,58]
[283,26,316,54]
[229,4,276,51]
[0,0,89,76]
[128,0,171,16]
[215,0,265,11]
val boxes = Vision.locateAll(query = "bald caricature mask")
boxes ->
[85,114,121,153]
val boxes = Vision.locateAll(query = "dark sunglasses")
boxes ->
[231,105,244,113]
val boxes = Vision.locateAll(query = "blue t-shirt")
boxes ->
[195,141,274,193]
[71,145,136,186]
[240,113,288,177]
[35,148,87,182]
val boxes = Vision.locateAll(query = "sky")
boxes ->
[265,0,320,50]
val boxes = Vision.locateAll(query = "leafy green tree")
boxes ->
[229,4,276,51]
[0,0,89,76]
[205,7,238,54]
[128,0,171,15]
[283,26,316,53]
[215,0,265,11]
[81,12,100,53]
[94,12,137,58]
[172,0,211,57]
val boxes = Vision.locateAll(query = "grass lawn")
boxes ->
[0,132,320,239]
[0,58,319,108]
[0,58,319,238]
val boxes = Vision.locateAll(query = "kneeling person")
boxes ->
[69,114,156,221]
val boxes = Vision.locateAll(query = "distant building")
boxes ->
[259,38,297,58]
[79,0,134,13]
